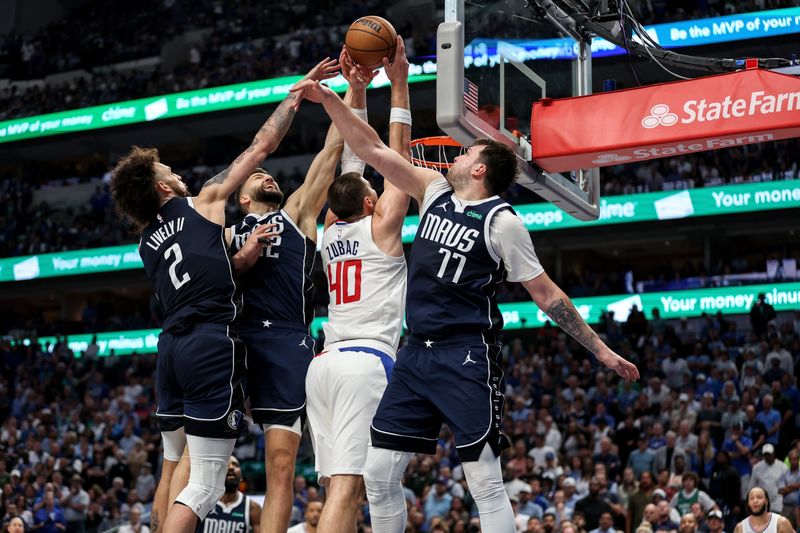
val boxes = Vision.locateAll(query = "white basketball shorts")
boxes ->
[305,339,394,480]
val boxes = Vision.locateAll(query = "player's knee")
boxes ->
[267,448,296,481]
[363,450,406,516]
[175,464,226,519]
[468,472,505,503]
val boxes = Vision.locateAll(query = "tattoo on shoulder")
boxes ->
[545,298,600,353]
[202,167,231,188]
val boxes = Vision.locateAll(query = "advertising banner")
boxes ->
[531,69,800,173]
[0,178,797,283]
[26,281,800,356]
[0,70,436,144]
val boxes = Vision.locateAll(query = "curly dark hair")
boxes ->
[110,146,161,233]
[471,138,519,196]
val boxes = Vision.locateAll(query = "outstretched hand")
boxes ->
[339,47,378,91]
[596,348,640,382]
[383,36,409,84]
[303,57,340,83]
[290,79,336,110]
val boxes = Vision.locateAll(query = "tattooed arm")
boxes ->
[522,272,640,382]
[194,58,339,225]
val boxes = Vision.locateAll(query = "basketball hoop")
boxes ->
[409,136,464,170]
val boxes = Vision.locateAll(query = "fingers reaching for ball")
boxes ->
[383,36,408,84]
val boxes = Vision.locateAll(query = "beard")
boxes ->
[751,502,768,516]
[252,188,284,206]
[445,166,468,191]
[224,476,240,493]
[167,180,189,198]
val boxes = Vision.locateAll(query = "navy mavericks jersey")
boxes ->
[196,492,252,533]
[139,197,239,334]
[406,188,512,338]
[230,209,316,326]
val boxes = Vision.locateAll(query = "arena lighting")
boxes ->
[20,281,800,356]
[0,178,797,283]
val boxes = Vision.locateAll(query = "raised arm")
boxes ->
[522,272,640,382]
[194,58,339,222]
[291,76,440,204]
[372,36,412,257]
[283,86,354,238]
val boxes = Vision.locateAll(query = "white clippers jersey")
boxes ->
[321,217,407,351]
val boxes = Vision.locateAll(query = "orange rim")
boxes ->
[409,136,463,169]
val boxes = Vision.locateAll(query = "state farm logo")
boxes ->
[592,153,631,164]
[641,104,679,128]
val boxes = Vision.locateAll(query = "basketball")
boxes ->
[344,16,397,68]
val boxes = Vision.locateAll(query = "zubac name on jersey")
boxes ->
[325,238,360,261]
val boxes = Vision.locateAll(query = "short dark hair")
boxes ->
[110,146,161,232]
[471,138,519,195]
[327,172,369,220]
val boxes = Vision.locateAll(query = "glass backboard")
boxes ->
[437,0,601,220]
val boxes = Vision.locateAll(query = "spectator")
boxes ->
[708,451,741,518]
[705,509,725,533]
[670,472,716,517]
[679,513,698,533]
[749,444,789,514]
[61,474,89,532]
[654,432,684,474]
[654,499,680,532]
[3,517,25,533]
[424,478,454,529]
[642,503,659,528]
[287,501,322,533]
[589,512,616,533]
[756,395,782,447]
[575,477,613,531]
[629,472,656,530]
[118,504,149,533]
[628,435,656,479]
[750,293,776,338]
[33,491,66,533]
[777,450,800,528]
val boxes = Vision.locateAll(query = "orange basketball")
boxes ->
[344,16,397,69]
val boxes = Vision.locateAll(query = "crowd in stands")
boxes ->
[1,288,798,532]
[2,0,796,121]
[0,0,436,121]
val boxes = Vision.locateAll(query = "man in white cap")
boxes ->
[750,443,789,513]
[706,509,726,533]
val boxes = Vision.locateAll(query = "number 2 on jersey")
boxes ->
[165,243,191,290]
[327,259,362,304]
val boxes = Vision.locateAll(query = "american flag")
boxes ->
[463,78,479,114]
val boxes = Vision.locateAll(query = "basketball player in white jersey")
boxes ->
[734,487,795,533]
[305,38,411,533]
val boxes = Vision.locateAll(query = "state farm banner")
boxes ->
[530,69,800,173]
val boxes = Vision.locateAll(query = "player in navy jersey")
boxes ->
[195,456,261,533]
[292,78,640,533]
[227,61,355,533]
[111,58,339,533]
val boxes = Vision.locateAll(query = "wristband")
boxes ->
[390,107,412,126]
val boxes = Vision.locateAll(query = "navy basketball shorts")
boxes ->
[156,324,246,438]
[370,334,510,462]
[240,321,315,426]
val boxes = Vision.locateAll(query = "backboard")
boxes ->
[437,0,601,220]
